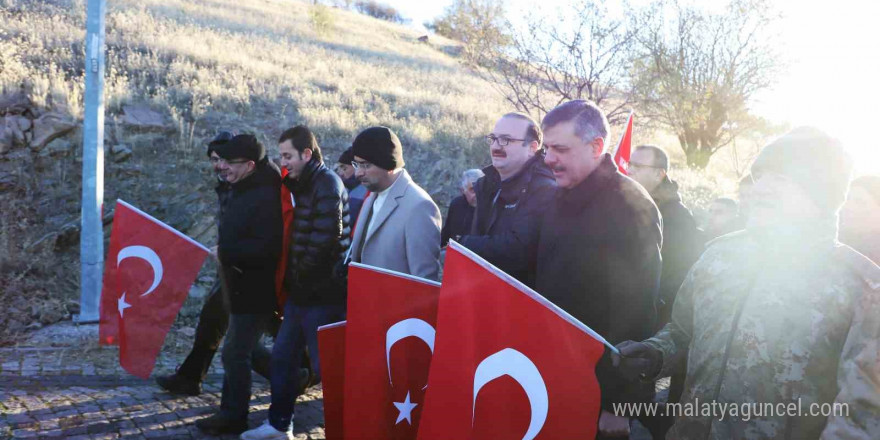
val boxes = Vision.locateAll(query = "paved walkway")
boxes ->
[0,323,326,439]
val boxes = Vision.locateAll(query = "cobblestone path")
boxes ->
[0,324,326,439]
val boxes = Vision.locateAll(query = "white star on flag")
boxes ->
[393,391,418,425]
[117,293,132,318]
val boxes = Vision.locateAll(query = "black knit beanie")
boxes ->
[338,147,355,165]
[750,126,853,213]
[351,126,404,171]
[206,131,234,157]
[215,134,265,162]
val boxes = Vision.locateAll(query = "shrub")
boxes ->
[354,0,402,23]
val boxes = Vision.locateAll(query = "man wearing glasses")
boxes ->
[196,134,283,435]
[156,131,276,398]
[347,126,442,281]
[627,145,702,329]
[457,112,556,286]
[626,144,703,438]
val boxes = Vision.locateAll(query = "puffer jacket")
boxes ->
[645,221,880,439]
[282,158,351,306]
[218,160,283,314]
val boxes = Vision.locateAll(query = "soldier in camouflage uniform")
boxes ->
[614,127,880,439]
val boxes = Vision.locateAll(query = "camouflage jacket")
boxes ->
[644,224,880,439]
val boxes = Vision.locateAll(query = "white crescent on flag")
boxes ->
[385,318,436,386]
[472,348,548,440]
[117,245,164,297]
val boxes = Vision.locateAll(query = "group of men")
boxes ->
[156,99,878,439]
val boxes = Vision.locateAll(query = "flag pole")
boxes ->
[77,0,107,324]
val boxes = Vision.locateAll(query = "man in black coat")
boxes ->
[242,126,351,439]
[460,112,556,286]
[626,144,703,437]
[536,100,662,439]
[441,168,482,247]
[628,145,703,327]
[156,131,276,397]
[196,135,283,435]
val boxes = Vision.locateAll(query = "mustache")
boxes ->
[491,149,507,157]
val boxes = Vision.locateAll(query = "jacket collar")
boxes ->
[284,158,323,193]
[650,176,682,208]
[556,153,618,212]
[363,169,412,244]
[230,159,278,192]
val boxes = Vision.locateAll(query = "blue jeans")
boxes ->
[219,312,274,422]
[268,301,345,431]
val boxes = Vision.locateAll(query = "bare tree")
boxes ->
[632,0,783,169]
[428,0,509,64]
[476,0,637,124]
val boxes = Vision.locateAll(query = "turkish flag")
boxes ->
[343,263,441,440]
[417,241,607,440]
[613,112,634,175]
[99,200,209,378]
[317,320,347,440]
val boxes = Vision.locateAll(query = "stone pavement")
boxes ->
[0,323,326,439]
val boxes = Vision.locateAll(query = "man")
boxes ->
[242,126,351,440]
[840,175,880,262]
[704,197,741,240]
[615,127,880,439]
[459,112,556,285]
[441,168,483,247]
[535,100,662,438]
[627,144,703,327]
[336,147,368,226]
[627,144,703,438]
[156,131,260,396]
[196,134,282,435]
[348,126,441,281]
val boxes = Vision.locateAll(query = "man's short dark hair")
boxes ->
[278,125,322,163]
[541,100,609,146]
[713,197,738,209]
[503,112,543,147]
[634,144,669,171]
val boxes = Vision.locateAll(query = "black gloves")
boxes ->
[611,340,663,382]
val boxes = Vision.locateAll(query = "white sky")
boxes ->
[384,0,880,174]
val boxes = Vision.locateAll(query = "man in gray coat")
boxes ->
[348,126,442,281]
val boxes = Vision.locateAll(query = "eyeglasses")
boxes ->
[351,160,373,171]
[210,157,251,165]
[628,162,665,171]
[486,134,527,147]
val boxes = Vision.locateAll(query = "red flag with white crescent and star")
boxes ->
[416,241,606,440]
[317,320,347,440]
[342,263,441,440]
[98,200,209,378]
[613,112,634,175]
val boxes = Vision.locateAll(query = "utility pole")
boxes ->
[77,0,107,323]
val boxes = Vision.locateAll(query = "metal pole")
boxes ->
[77,0,107,323]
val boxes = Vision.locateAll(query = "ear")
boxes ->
[527,139,540,154]
[591,137,605,158]
[302,148,313,161]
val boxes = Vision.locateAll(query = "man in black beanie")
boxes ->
[347,126,442,280]
[196,134,283,435]
[614,127,880,439]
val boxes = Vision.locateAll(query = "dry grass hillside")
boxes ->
[0,0,735,344]
[0,0,511,343]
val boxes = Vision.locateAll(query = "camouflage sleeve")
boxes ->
[643,262,696,378]
[820,284,880,439]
